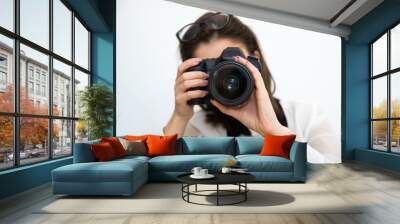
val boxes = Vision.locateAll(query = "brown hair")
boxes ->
[179,12,287,136]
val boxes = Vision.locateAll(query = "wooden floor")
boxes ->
[1,162,400,224]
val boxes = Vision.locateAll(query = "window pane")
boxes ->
[53,0,72,60]
[53,119,72,157]
[74,69,89,118]
[75,120,88,143]
[391,24,400,70]
[20,44,49,115]
[0,34,14,112]
[75,18,89,69]
[372,77,387,119]
[392,120,400,153]
[372,33,387,76]
[20,0,49,49]
[53,59,72,117]
[392,72,400,118]
[372,121,388,151]
[0,0,13,31]
[20,117,49,165]
[0,116,13,170]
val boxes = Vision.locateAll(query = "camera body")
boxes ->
[187,47,261,106]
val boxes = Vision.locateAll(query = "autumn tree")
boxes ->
[372,99,400,144]
[0,84,60,153]
[0,85,14,151]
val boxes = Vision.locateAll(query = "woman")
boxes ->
[163,12,340,163]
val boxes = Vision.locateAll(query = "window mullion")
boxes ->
[13,0,21,167]
[48,0,54,160]
[388,30,391,152]
[71,10,76,155]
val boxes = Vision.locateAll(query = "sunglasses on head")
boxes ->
[176,12,232,43]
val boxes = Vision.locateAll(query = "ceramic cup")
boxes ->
[199,169,208,176]
[191,167,202,176]
[221,167,232,174]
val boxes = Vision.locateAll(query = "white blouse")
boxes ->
[183,100,341,164]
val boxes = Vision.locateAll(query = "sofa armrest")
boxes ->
[289,141,307,181]
[73,141,99,163]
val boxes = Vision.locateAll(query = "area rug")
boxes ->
[37,183,362,214]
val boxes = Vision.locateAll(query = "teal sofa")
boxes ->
[52,137,307,196]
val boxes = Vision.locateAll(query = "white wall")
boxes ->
[116,0,341,162]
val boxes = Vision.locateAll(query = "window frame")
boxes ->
[370,20,400,154]
[0,0,91,171]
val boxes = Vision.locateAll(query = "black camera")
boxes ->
[187,47,261,106]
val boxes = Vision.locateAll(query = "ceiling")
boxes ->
[166,0,384,38]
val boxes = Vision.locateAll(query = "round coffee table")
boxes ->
[177,173,255,206]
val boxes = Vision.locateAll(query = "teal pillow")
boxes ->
[235,137,264,155]
[177,137,235,155]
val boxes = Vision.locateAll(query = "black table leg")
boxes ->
[187,184,190,202]
[216,184,219,206]
[181,184,183,199]
[179,182,251,206]
[245,183,247,201]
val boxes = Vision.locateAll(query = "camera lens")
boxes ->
[210,62,254,106]
[223,75,240,93]
[216,71,245,100]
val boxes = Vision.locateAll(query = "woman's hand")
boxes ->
[211,56,293,136]
[164,58,209,136]
[173,58,209,120]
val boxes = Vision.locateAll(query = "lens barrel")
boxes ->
[209,61,254,106]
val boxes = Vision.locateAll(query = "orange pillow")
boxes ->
[101,137,126,158]
[259,134,296,159]
[91,142,117,161]
[146,134,177,157]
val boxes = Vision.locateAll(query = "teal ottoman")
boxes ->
[52,156,148,196]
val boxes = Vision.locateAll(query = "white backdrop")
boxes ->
[116,0,341,162]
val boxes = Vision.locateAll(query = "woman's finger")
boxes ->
[176,71,208,85]
[179,79,208,91]
[233,56,264,89]
[178,90,208,103]
[176,58,203,77]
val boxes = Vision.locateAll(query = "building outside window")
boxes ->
[28,81,34,94]
[41,85,46,97]
[41,73,46,82]
[35,70,40,81]
[0,0,91,170]
[28,66,34,80]
[0,71,6,84]
[0,54,7,90]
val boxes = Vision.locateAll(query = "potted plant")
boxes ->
[79,84,114,140]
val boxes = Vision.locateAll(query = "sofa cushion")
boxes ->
[91,142,118,161]
[118,138,147,156]
[149,154,235,172]
[177,137,235,155]
[235,137,263,155]
[101,137,127,158]
[53,158,147,183]
[147,134,177,157]
[114,155,150,164]
[259,134,296,159]
[236,155,293,172]
[73,140,100,163]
